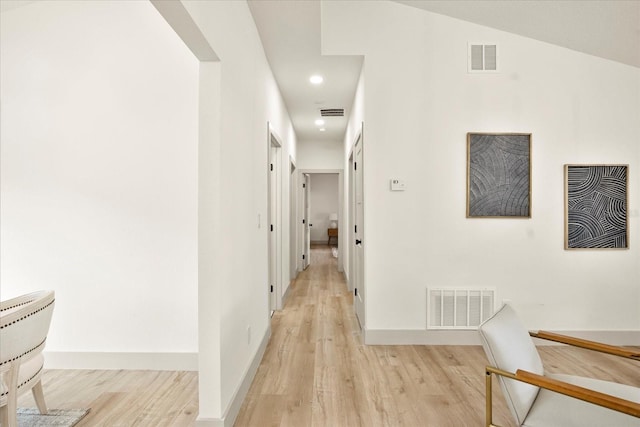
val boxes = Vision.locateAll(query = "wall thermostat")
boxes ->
[390,179,406,191]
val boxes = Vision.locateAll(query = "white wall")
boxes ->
[1,1,199,356]
[309,174,339,243]
[197,59,223,418]
[297,139,343,169]
[323,1,640,336]
[2,0,298,423]
[181,0,296,421]
[342,67,366,288]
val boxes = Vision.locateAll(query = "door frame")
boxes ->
[348,123,364,331]
[289,156,298,283]
[267,122,283,311]
[302,173,311,270]
[347,152,355,292]
[297,169,344,273]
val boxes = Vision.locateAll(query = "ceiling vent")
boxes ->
[468,43,498,73]
[320,108,345,117]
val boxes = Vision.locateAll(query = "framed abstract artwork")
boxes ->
[467,133,531,218]
[565,164,628,249]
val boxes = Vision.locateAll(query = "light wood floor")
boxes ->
[235,245,640,426]
[17,369,199,426]
[20,245,639,426]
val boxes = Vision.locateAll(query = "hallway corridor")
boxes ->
[234,245,504,426]
[234,246,640,426]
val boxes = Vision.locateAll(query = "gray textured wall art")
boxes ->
[565,165,628,249]
[467,133,531,217]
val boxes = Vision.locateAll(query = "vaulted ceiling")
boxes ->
[248,0,363,144]
[396,1,640,69]
[3,1,638,146]
[249,0,639,145]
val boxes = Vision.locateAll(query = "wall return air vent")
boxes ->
[427,288,495,330]
[468,43,498,73]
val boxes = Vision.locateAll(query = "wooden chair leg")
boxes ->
[32,379,48,414]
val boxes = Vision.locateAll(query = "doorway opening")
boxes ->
[268,123,282,313]
[289,157,298,282]
[349,125,365,331]
[297,169,344,273]
[302,173,311,270]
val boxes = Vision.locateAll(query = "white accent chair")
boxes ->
[1,290,55,427]
[478,303,640,427]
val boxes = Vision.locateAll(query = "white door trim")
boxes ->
[267,122,283,311]
[302,174,311,270]
[347,152,355,292]
[289,156,298,283]
[348,123,365,331]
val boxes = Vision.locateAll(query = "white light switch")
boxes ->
[390,179,406,191]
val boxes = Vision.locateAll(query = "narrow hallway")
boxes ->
[234,246,640,426]
[234,245,497,426]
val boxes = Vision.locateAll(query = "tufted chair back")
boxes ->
[1,290,55,427]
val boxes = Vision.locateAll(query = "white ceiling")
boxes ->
[3,1,638,146]
[249,0,639,146]
[247,0,363,144]
[0,0,36,12]
[396,0,640,69]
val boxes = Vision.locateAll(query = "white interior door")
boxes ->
[289,159,298,281]
[348,155,355,291]
[353,133,365,329]
[268,144,278,311]
[268,126,283,311]
[303,174,311,269]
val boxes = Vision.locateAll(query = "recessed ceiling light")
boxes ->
[315,119,325,126]
[309,75,324,85]
[319,128,326,132]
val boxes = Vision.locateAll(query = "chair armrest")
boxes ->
[529,330,640,361]
[514,369,640,417]
[485,366,640,427]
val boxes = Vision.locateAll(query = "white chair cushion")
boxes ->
[0,353,44,402]
[523,374,640,426]
[478,304,544,425]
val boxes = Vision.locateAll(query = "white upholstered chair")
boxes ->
[0,290,55,427]
[478,303,640,427]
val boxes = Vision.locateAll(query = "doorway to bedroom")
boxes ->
[297,170,343,274]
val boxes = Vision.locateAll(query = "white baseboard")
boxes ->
[221,325,270,426]
[195,419,223,427]
[195,325,271,427]
[344,272,352,291]
[364,329,640,346]
[364,329,481,345]
[282,281,292,307]
[43,351,198,371]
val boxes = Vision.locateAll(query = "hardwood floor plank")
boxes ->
[236,245,638,427]
[17,370,198,426]
[17,245,637,426]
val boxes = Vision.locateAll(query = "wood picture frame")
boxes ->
[565,164,628,249]
[467,133,532,218]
